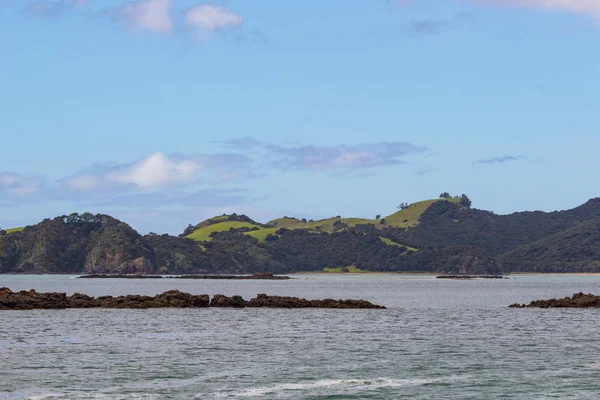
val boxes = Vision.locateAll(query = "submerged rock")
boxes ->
[0,288,385,310]
[509,292,600,308]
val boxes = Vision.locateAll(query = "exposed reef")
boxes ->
[509,292,600,308]
[436,275,509,280]
[0,288,385,310]
[77,272,291,280]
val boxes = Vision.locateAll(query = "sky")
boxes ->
[1,0,599,234]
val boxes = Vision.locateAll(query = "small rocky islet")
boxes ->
[0,288,385,310]
[509,292,600,308]
[435,275,509,280]
[76,272,292,280]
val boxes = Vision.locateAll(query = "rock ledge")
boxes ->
[509,292,600,308]
[0,288,385,310]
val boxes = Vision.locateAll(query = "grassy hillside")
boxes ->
[189,198,459,244]
[243,227,279,242]
[268,217,376,232]
[186,221,261,242]
[382,198,460,228]
[5,227,25,234]
[379,237,418,252]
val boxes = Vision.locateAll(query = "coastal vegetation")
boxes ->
[2,195,600,275]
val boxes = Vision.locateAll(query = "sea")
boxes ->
[1,274,600,399]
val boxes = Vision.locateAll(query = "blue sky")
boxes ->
[1,0,599,234]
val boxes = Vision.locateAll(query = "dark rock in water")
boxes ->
[509,292,600,308]
[0,288,209,310]
[78,274,164,279]
[246,293,386,309]
[210,294,246,308]
[77,272,292,280]
[436,275,508,280]
[0,288,385,310]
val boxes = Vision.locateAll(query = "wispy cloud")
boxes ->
[0,173,43,196]
[225,138,427,171]
[184,4,243,40]
[23,0,87,19]
[474,155,524,165]
[415,167,435,176]
[118,0,172,34]
[404,13,472,36]
[0,151,257,208]
[61,152,254,192]
[475,0,600,22]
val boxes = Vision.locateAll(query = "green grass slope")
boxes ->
[243,227,279,242]
[379,237,418,252]
[383,198,459,228]
[186,221,261,242]
[268,217,375,233]
[5,227,25,234]
[188,198,460,244]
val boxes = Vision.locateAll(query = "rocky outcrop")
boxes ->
[509,292,600,308]
[0,288,385,310]
[210,294,247,308]
[246,293,386,309]
[436,275,508,280]
[0,288,210,310]
[77,272,292,280]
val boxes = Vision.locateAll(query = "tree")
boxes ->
[397,203,409,210]
[380,218,387,225]
[439,192,451,199]
[0,230,6,237]
[375,215,381,220]
[460,194,472,208]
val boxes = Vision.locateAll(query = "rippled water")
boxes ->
[2,274,600,399]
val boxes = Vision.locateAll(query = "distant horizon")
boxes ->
[2,0,599,234]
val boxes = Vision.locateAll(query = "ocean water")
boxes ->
[2,274,600,399]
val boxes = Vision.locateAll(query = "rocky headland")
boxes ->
[0,288,386,310]
[509,292,600,308]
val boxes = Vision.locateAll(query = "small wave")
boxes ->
[213,376,464,398]
[0,392,62,400]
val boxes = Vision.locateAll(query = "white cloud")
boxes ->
[185,4,243,39]
[61,152,255,194]
[477,0,600,20]
[107,153,201,189]
[120,0,172,34]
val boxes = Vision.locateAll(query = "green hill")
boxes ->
[186,220,262,242]
[382,198,460,228]
[5,195,600,275]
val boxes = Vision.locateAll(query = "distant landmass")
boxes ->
[2,195,600,275]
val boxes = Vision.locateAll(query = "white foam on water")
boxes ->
[0,391,62,400]
[212,375,466,398]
